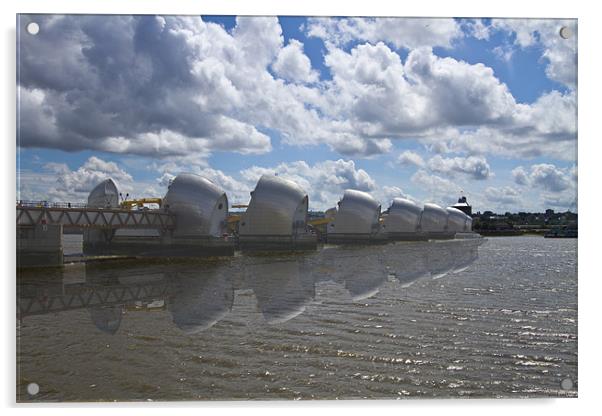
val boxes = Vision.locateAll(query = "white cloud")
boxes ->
[195,167,253,205]
[464,19,490,41]
[24,157,135,202]
[410,170,464,206]
[492,44,515,62]
[17,15,577,166]
[490,19,577,88]
[17,16,388,159]
[156,172,175,187]
[49,156,133,193]
[320,41,575,161]
[426,155,492,180]
[512,163,574,192]
[377,185,415,207]
[318,41,538,154]
[529,163,572,192]
[509,163,577,211]
[431,91,576,161]
[397,151,492,182]
[272,39,318,84]
[484,186,521,205]
[307,17,463,50]
[19,156,180,203]
[232,16,283,69]
[511,166,529,186]
[397,150,425,168]
[403,47,519,127]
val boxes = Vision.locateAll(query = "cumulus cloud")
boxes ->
[195,167,253,204]
[512,163,574,192]
[402,47,519,127]
[307,17,463,50]
[272,39,318,83]
[490,19,577,88]
[410,170,464,206]
[509,163,577,211]
[19,157,136,202]
[46,156,133,194]
[321,41,531,144]
[156,172,175,187]
[17,16,276,159]
[425,90,576,160]
[17,15,577,163]
[492,44,515,62]
[484,186,521,205]
[463,19,490,41]
[17,15,403,159]
[377,185,415,207]
[511,166,529,186]
[426,155,492,180]
[397,151,492,182]
[397,150,425,168]
[320,41,575,160]
[529,163,572,192]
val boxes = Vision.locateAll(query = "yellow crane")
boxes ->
[121,198,163,210]
[307,217,332,226]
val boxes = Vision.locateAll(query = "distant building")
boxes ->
[451,196,472,216]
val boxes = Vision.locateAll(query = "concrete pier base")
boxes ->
[238,234,318,253]
[326,233,389,245]
[453,232,483,240]
[424,232,456,240]
[386,232,429,242]
[17,225,64,267]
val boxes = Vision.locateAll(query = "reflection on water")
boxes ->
[168,270,235,334]
[17,237,577,401]
[19,240,481,332]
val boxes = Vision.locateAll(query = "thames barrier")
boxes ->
[16,173,479,267]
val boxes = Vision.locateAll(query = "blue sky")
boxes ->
[17,15,577,212]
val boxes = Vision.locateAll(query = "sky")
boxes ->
[16,15,577,213]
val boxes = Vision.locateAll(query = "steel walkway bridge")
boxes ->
[18,280,170,318]
[16,202,176,230]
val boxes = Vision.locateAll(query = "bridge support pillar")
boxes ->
[17,224,64,267]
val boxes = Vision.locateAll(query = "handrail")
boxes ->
[16,205,176,229]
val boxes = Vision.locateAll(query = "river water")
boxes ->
[16,236,577,401]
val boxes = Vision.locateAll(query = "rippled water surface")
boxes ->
[17,236,577,401]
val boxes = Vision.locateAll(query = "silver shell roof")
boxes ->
[163,173,228,237]
[420,203,449,234]
[383,198,423,234]
[239,175,308,236]
[328,189,381,235]
[87,178,119,208]
[465,215,473,232]
[446,207,468,233]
